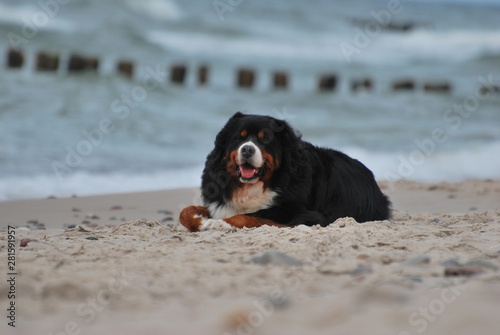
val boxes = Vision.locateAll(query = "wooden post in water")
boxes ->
[392,79,415,91]
[317,74,337,92]
[117,60,134,79]
[170,64,187,85]
[272,71,288,90]
[198,65,209,86]
[68,54,99,72]
[423,82,451,94]
[351,78,373,93]
[7,49,24,69]
[36,52,59,72]
[237,68,255,89]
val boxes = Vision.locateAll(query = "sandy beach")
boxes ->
[1,179,500,335]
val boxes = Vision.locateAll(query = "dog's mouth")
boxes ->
[238,163,264,183]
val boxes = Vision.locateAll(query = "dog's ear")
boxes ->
[202,113,243,201]
[230,111,246,119]
[213,112,244,148]
[208,112,246,164]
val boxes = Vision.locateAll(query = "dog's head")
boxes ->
[209,112,299,186]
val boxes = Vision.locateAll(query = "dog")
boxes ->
[179,112,391,232]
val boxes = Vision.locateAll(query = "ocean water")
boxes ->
[0,0,499,200]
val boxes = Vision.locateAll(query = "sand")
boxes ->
[1,180,500,335]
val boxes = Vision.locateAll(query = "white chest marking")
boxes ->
[208,182,277,219]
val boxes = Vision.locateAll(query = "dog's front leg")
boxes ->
[179,206,211,232]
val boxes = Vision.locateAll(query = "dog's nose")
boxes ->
[240,144,255,158]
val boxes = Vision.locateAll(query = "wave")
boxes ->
[2,142,499,201]
[123,0,182,21]
[346,141,500,182]
[0,166,203,201]
[0,3,75,32]
[145,27,500,65]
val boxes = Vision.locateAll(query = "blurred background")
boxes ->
[0,0,499,200]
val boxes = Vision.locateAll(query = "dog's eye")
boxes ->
[258,130,274,144]
[240,130,248,137]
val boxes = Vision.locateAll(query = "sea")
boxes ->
[0,0,499,201]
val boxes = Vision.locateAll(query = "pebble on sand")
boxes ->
[20,238,34,247]
[444,265,484,277]
[402,254,431,266]
[250,250,304,267]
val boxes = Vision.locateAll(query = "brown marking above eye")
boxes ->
[258,131,265,139]
[240,130,248,137]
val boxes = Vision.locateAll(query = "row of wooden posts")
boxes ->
[2,48,462,94]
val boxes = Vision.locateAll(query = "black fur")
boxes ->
[202,112,391,226]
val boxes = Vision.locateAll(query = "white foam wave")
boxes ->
[145,29,352,63]
[0,166,203,201]
[146,28,500,65]
[2,142,499,201]
[124,0,182,21]
[373,30,500,64]
[346,141,500,182]
[0,3,74,32]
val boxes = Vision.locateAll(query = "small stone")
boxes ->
[444,265,484,277]
[27,220,39,225]
[406,276,423,283]
[109,217,117,221]
[81,220,91,225]
[381,255,393,264]
[20,238,34,247]
[64,224,76,229]
[85,237,98,241]
[161,217,174,222]
[110,205,123,210]
[251,250,304,267]
[469,207,478,211]
[158,209,173,215]
[349,265,372,277]
[431,218,440,223]
[78,225,96,233]
[72,207,81,212]
[267,293,290,308]
[403,254,431,266]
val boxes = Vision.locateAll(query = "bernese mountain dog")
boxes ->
[179,112,391,232]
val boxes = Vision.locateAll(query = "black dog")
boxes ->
[180,112,391,231]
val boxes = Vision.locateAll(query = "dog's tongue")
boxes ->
[240,165,258,179]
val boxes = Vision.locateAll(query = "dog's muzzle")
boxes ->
[237,141,264,183]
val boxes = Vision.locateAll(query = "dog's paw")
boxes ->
[200,219,236,232]
[179,206,210,232]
